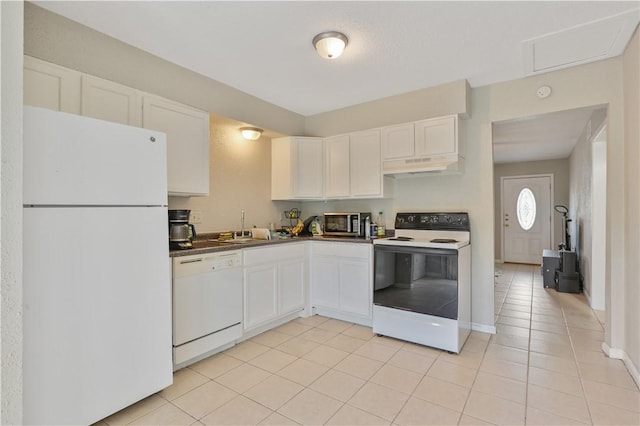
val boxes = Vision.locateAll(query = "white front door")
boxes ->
[502,176,552,264]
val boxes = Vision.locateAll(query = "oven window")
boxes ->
[374,246,458,319]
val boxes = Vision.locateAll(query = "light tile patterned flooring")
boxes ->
[97,263,639,425]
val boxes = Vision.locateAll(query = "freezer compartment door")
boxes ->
[24,106,167,206]
[23,206,172,425]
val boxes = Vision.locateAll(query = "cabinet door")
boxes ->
[244,264,278,331]
[350,129,382,198]
[292,137,324,198]
[381,123,414,160]
[414,116,457,158]
[278,258,305,315]
[339,259,371,317]
[311,256,340,309]
[325,135,350,198]
[81,75,141,126]
[23,56,81,114]
[142,96,210,196]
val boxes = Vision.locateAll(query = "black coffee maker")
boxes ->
[168,209,196,250]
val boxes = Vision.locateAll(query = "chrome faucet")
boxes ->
[238,210,250,239]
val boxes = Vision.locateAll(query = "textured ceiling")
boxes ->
[33,1,639,116]
[492,106,604,164]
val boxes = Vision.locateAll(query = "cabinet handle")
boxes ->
[179,258,204,264]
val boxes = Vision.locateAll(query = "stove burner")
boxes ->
[389,236,414,241]
[430,238,458,243]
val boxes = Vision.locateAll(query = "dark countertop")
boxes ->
[170,235,376,257]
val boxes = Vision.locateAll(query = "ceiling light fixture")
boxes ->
[240,127,263,140]
[312,31,348,59]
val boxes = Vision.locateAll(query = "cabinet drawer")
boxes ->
[244,243,305,266]
[312,242,371,259]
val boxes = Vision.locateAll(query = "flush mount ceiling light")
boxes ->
[240,127,263,140]
[312,31,348,59]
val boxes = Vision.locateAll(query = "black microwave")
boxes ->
[323,212,371,237]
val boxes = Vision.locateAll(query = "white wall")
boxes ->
[569,109,606,310]
[168,115,300,233]
[305,80,471,136]
[622,27,639,384]
[591,134,607,311]
[493,159,571,260]
[0,1,24,423]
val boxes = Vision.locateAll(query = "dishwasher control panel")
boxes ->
[173,250,242,278]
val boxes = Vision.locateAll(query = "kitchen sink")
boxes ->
[220,238,254,244]
[190,240,224,249]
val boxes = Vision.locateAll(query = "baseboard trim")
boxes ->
[602,342,640,389]
[584,288,593,307]
[472,322,496,334]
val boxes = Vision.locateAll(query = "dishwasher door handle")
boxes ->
[179,258,204,264]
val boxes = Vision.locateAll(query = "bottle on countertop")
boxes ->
[370,218,378,239]
[377,211,386,237]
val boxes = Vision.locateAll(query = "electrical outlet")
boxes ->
[190,210,203,224]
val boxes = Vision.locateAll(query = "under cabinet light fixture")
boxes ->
[240,127,263,140]
[313,31,348,59]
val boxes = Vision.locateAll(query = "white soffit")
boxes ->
[523,9,640,75]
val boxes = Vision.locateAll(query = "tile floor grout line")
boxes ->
[562,301,597,425]
[524,263,534,426]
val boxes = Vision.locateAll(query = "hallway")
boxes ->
[493,262,639,424]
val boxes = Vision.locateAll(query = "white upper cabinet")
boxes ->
[272,137,324,200]
[81,75,142,126]
[350,129,383,198]
[381,123,414,161]
[382,114,462,175]
[142,96,210,197]
[23,56,81,114]
[414,115,457,158]
[293,138,324,198]
[275,131,391,201]
[324,135,351,198]
[24,57,213,195]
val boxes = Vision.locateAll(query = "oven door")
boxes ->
[374,244,459,319]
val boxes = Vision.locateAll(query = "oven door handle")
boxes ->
[373,245,458,256]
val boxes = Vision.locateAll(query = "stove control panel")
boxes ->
[395,212,470,231]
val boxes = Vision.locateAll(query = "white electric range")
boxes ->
[372,212,471,353]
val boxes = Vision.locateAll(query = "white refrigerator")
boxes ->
[23,107,173,425]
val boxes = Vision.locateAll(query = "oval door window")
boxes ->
[516,188,536,230]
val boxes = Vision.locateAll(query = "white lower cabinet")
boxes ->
[243,243,305,331]
[310,242,372,325]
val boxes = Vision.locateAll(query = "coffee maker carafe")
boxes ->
[168,209,195,250]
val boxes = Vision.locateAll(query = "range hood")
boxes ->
[383,155,464,177]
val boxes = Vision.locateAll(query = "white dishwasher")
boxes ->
[172,250,243,369]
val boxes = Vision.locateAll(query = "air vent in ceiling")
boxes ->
[522,9,639,75]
